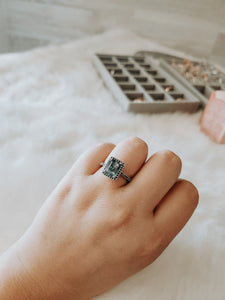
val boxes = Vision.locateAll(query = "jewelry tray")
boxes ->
[137,50,225,108]
[93,52,225,114]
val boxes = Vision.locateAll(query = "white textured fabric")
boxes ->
[0,30,224,300]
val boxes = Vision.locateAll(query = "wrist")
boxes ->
[0,244,44,300]
[0,240,88,300]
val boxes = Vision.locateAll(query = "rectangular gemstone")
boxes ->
[103,157,124,180]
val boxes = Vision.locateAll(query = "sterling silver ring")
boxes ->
[100,156,132,183]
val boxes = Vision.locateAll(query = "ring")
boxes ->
[100,156,132,183]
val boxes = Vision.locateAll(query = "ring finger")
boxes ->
[94,136,148,188]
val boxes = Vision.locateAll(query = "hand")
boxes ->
[0,137,199,300]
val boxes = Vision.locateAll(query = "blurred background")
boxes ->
[0,0,225,62]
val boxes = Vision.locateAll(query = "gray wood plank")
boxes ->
[1,0,225,56]
[0,0,9,52]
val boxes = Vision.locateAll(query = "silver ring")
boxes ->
[100,156,132,183]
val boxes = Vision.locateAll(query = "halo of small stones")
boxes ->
[102,156,125,180]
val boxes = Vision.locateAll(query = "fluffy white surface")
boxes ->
[0,30,224,300]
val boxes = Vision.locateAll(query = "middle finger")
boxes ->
[126,150,182,212]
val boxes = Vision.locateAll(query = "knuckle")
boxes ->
[56,183,72,202]
[109,207,132,230]
[179,179,199,207]
[137,233,164,260]
[127,136,148,152]
[135,222,165,259]
[97,142,115,151]
[158,149,182,170]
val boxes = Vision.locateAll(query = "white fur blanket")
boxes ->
[0,30,224,300]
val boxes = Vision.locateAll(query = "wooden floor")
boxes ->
[0,0,225,59]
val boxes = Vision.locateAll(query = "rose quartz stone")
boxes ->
[200,91,225,144]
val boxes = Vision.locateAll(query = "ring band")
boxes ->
[100,156,132,183]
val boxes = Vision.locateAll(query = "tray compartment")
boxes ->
[211,85,221,90]
[134,76,148,83]
[154,77,166,83]
[134,57,145,63]
[161,84,175,92]
[119,84,136,91]
[108,68,123,75]
[116,57,129,63]
[113,75,129,82]
[193,85,205,94]
[124,63,135,68]
[141,84,156,91]
[147,70,158,76]
[140,64,151,69]
[126,93,145,102]
[170,93,185,101]
[127,69,141,75]
[149,93,165,101]
[104,63,117,68]
[99,56,113,62]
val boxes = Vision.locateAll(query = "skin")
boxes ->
[0,136,199,300]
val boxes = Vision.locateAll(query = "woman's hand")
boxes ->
[0,137,199,300]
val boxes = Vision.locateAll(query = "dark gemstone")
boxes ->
[103,157,124,180]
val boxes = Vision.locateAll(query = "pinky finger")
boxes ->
[154,179,199,244]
